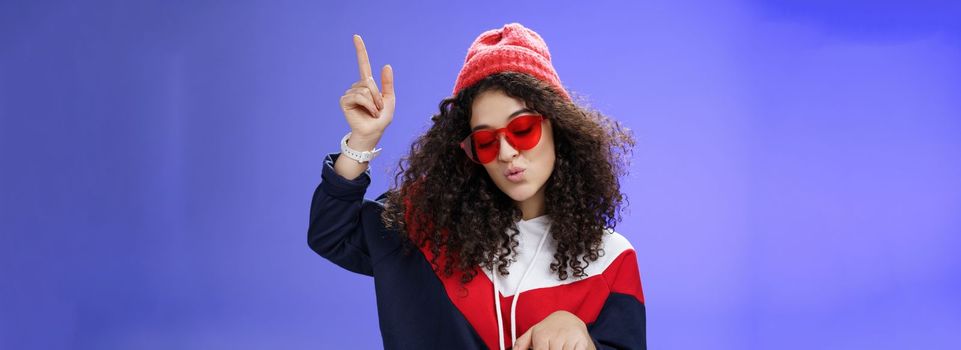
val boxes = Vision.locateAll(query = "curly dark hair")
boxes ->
[381,71,635,284]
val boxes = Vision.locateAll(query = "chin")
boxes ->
[498,183,537,202]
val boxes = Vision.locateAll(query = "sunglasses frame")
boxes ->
[459,114,546,164]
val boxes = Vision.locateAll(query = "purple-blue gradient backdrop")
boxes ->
[2,0,960,349]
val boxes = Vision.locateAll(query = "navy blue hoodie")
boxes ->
[308,152,647,349]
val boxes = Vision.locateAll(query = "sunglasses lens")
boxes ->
[471,130,499,164]
[505,115,542,150]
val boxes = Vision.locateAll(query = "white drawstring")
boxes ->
[493,271,505,350]
[492,222,552,350]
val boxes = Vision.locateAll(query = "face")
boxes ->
[468,89,555,205]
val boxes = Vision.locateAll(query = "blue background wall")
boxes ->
[2,0,959,349]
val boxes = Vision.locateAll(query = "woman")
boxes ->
[310,23,645,350]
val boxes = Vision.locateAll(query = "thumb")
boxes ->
[381,64,394,98]
[512,328,533,350]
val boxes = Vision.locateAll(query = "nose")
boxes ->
[496,132,519,162]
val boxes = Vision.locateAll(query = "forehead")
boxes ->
[469,89,530,127]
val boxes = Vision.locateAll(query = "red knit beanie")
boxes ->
[452,22,572,101]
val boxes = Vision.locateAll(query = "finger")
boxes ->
[353,34,373,79]
[364,76,383,110]
[381,64,394,98]
[514,329,533,350]
[345,87,377,108]
[534,335,552,350]
[351,92,380,118]
[544,338,557,350]
[341,94,379,118]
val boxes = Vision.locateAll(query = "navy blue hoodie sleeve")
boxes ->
[587,249,648,349]
[307,152,387,276]
[587,293,647,349]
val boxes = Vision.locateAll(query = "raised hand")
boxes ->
[339,34,395,141]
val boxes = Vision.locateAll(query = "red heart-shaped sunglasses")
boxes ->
[459,114,545,164]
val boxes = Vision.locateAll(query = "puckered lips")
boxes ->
[504,166,526,183]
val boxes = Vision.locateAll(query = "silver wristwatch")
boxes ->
[340,131,382,163]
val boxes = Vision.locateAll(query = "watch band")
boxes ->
[340,132,382,163]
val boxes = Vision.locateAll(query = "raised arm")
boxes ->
[307,34,396,275]
[308,152,379,275]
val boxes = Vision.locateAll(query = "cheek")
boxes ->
[538,148,556,177]
[535,131,556,171]
[482,163,500,178]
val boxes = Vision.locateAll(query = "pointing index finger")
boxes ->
[353,34,373,79]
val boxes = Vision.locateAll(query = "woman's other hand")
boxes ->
[512,310,596,350]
